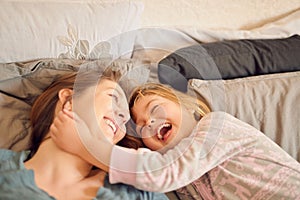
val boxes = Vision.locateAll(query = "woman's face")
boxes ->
[131,94,197,151]
[93,79,130,144]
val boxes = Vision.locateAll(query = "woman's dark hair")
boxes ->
[28,64,121,157]
[117,119,144,149]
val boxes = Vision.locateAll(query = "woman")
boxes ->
[52,82,300,199]
[0,64,167,200]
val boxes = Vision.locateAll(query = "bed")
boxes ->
[1,0,299,198]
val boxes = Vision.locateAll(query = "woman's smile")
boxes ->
[104,117,117,134]
[93,79,129,144]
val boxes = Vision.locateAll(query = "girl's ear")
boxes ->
[58,89,73,111]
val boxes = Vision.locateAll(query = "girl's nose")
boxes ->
[147,118,155,128]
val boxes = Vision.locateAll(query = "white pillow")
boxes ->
[0,1,144,62]
[188,71,300,161]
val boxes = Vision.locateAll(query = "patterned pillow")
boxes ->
[0,1,143,62]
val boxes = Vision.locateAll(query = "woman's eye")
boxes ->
[108,94,118,102]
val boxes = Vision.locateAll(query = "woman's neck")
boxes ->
[24,136,93,193]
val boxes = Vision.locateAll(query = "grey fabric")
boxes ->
[0,149,168,200]
[188,71,300,161]
[0,59,82,150]
[0,58,137,151]
[158,35,300,92]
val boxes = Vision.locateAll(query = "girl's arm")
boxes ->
[51,110,258,192]
[110,111,259,192]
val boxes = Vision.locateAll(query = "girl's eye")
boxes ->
[149,105,160,117]
[150,104,165,118]
[135,125,144,137]
[138,126,145,137]
[150,105,159,114]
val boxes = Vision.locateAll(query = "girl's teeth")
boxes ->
[157,134,163,139]
[157,123,171,140]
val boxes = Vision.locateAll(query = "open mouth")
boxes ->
[157,123,172,141]
[104,118,117,134]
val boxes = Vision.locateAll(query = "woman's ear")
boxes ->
[58,89,73,111]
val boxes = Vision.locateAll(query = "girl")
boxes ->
[0,64,167,200]
[52,82,300,199]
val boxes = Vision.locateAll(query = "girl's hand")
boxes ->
[50,109,86,157]
[50,109,110,172]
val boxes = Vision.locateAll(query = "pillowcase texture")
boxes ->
[0,1,143,62]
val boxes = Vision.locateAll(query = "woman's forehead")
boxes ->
[97,79,127,98]
[97,79,118,90]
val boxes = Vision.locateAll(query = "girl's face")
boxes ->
[131,94,197,151]
[94,79,130,144]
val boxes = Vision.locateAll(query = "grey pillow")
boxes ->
[188,71,300,161]
[0,58,138,151]
[0,59,82,150]
[159,35,300,92]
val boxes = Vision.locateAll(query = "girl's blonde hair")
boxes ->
[129,82,211,122]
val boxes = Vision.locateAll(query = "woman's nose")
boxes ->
[115,108,130,124]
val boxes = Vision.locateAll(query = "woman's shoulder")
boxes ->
[0,148,17,159]
[0,148,29,160]
[0,150,54,200]
[0,149,29,170]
